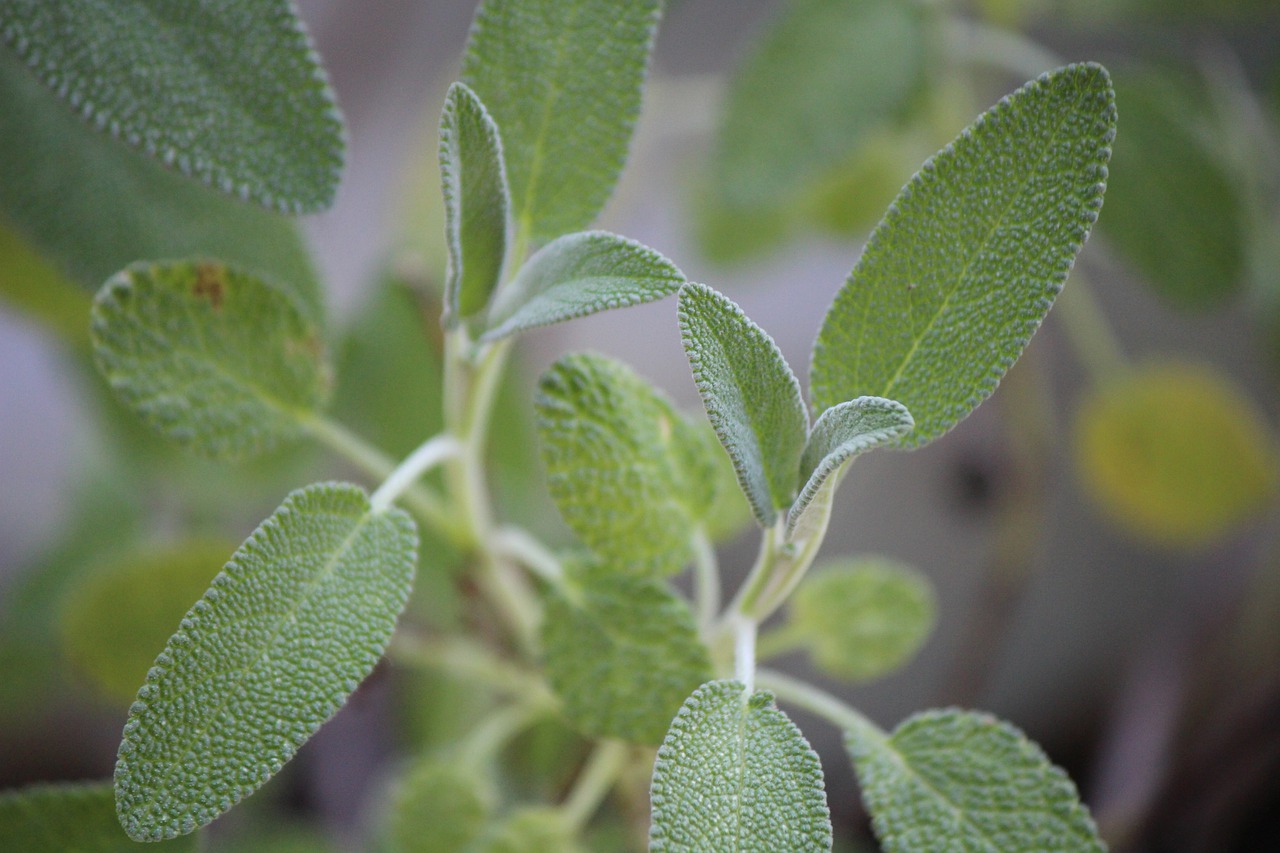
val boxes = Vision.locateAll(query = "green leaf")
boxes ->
[386,758,492,853]
[649,679,832,852]
[0,218,92,348]
[847,709,1105,852]
[1073,362,1278,549]
[91,260,331,460]
[678,282,809,527]
[461,0,662,241]
[440,82,510,326]
[789,398,913,535]
[542,560,713,745]
[786,558,935,682]
[0,47,322,320]
[483,231,685,342]
[535,353,712,576]
[810,63,1116,446]
[1101,71,1245,308]
[114,482,418,841]
[713,0,926,208]
[0,782,195,852]
[0,0,344,213]
[59,538,235,705]
[481,808,585,853]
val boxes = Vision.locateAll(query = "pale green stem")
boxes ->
[560,740,631,833]
[370,433,461,512]
[1054,271,1131,388]
[457,697,553,771]
[943,16,1064,80]
[691,529,720,641]
[751,518,829,623]
[734,614,758,694]
[492,525,564,584]
[388,632,551,701]
[755,668,888,746]
[727,522,782,620]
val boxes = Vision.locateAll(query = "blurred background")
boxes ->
[3,0,1280,850]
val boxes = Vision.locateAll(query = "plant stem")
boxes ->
[388,632,551,702]
[943,17,1064,80]
[370,433,460,512]
[734,614,758,694]
[492,525,564,584]
[691,529,720,641]
[728,522,782,619]
[560,740,631,833]
[755,668,887,746]
[458,696,552,770]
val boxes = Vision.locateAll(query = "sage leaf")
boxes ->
[461,0,662,241]
[542,560,712,745]
[649,679,832,852]
[91,260,331,460]
[848,709,1105,852]
[0,220,92,348]
[535,353,713,576]
[387,758,492,853]
[481,808,585,853]
[0,782,195,852]
[114,483,418,841]
[440,82,509,327]
[789,398,913,535]
[483,231,685,342]
[0,0,344,212]
[678,282,809,527]
[811,63,1116,446]
[0,48,322,319]
[787,558,935,682]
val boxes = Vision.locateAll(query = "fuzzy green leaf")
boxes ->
[114,483,418,841]
[0,782,195,852]
[679,283,808,527]
[440,82,509,326]
[811,63,1115,446]
[91,260,331,460]
[0,0,344,212]
[788,398,913,535]
[542,561,713,745]
[787,558,935,682]
[649,679,832,852]
[460,0,661,241]
[481,808,585,853]
[387,759,492,853]
[483,231,685,342]
[848,709,1105,852]
[0,48,322,318]
[535,353,714,576]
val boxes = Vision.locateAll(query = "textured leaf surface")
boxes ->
[461,0,661,240]
[811,63,1115,446]
[848,709,1104,852]
[387,759,491,853]
[114,483,418,840]
[92,260,330,460]
[1074,362,1278,548]
[649,679,832,852]
[679,283,809,526]
[789,398,913,534]
[535,353,715,575]
[0,47,321,316]
[59,539,235,704]
[440,82,509,326]
[483,231,685,341]
[0,0,344,212]
[0,782,195,852]
[788,558,935,682]
[542,561,712,745]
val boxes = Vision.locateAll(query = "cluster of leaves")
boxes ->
[0,0,1122,851]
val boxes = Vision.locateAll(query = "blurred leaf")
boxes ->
[0,221,92,347]
[799,128,926,239]
[0,782,195,852]
[481,808,584,853]
[0,47,322,319]
[59,538,235,705]
[1102,71,1246,308]
[811,64,1116,447]
[1074,362,1278,548]
[92,260,331,460]
[115,483,418,841]
[0,0,344,212]
[649,679,832,852]
[461,0,662,242]
[848,710,1104,852]
[542,560,712,745]
[386,758,492,853]
[688,418,755,543]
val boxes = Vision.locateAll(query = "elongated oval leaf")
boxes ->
[535,353,714,576]
[847,709,1105,852]
[789,397,913,534]
[92,260,331,459]
[461,0,661,241]
[649,679,832,852]
[0,0,344,212]
[811,63,1116,446]
[679,283,809,527]
[440,82,509,327]
[542,560,712,745]
[0,782,195,853]
[114,482,418,841]
[387,758,493,853]
[483,231,685,341]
